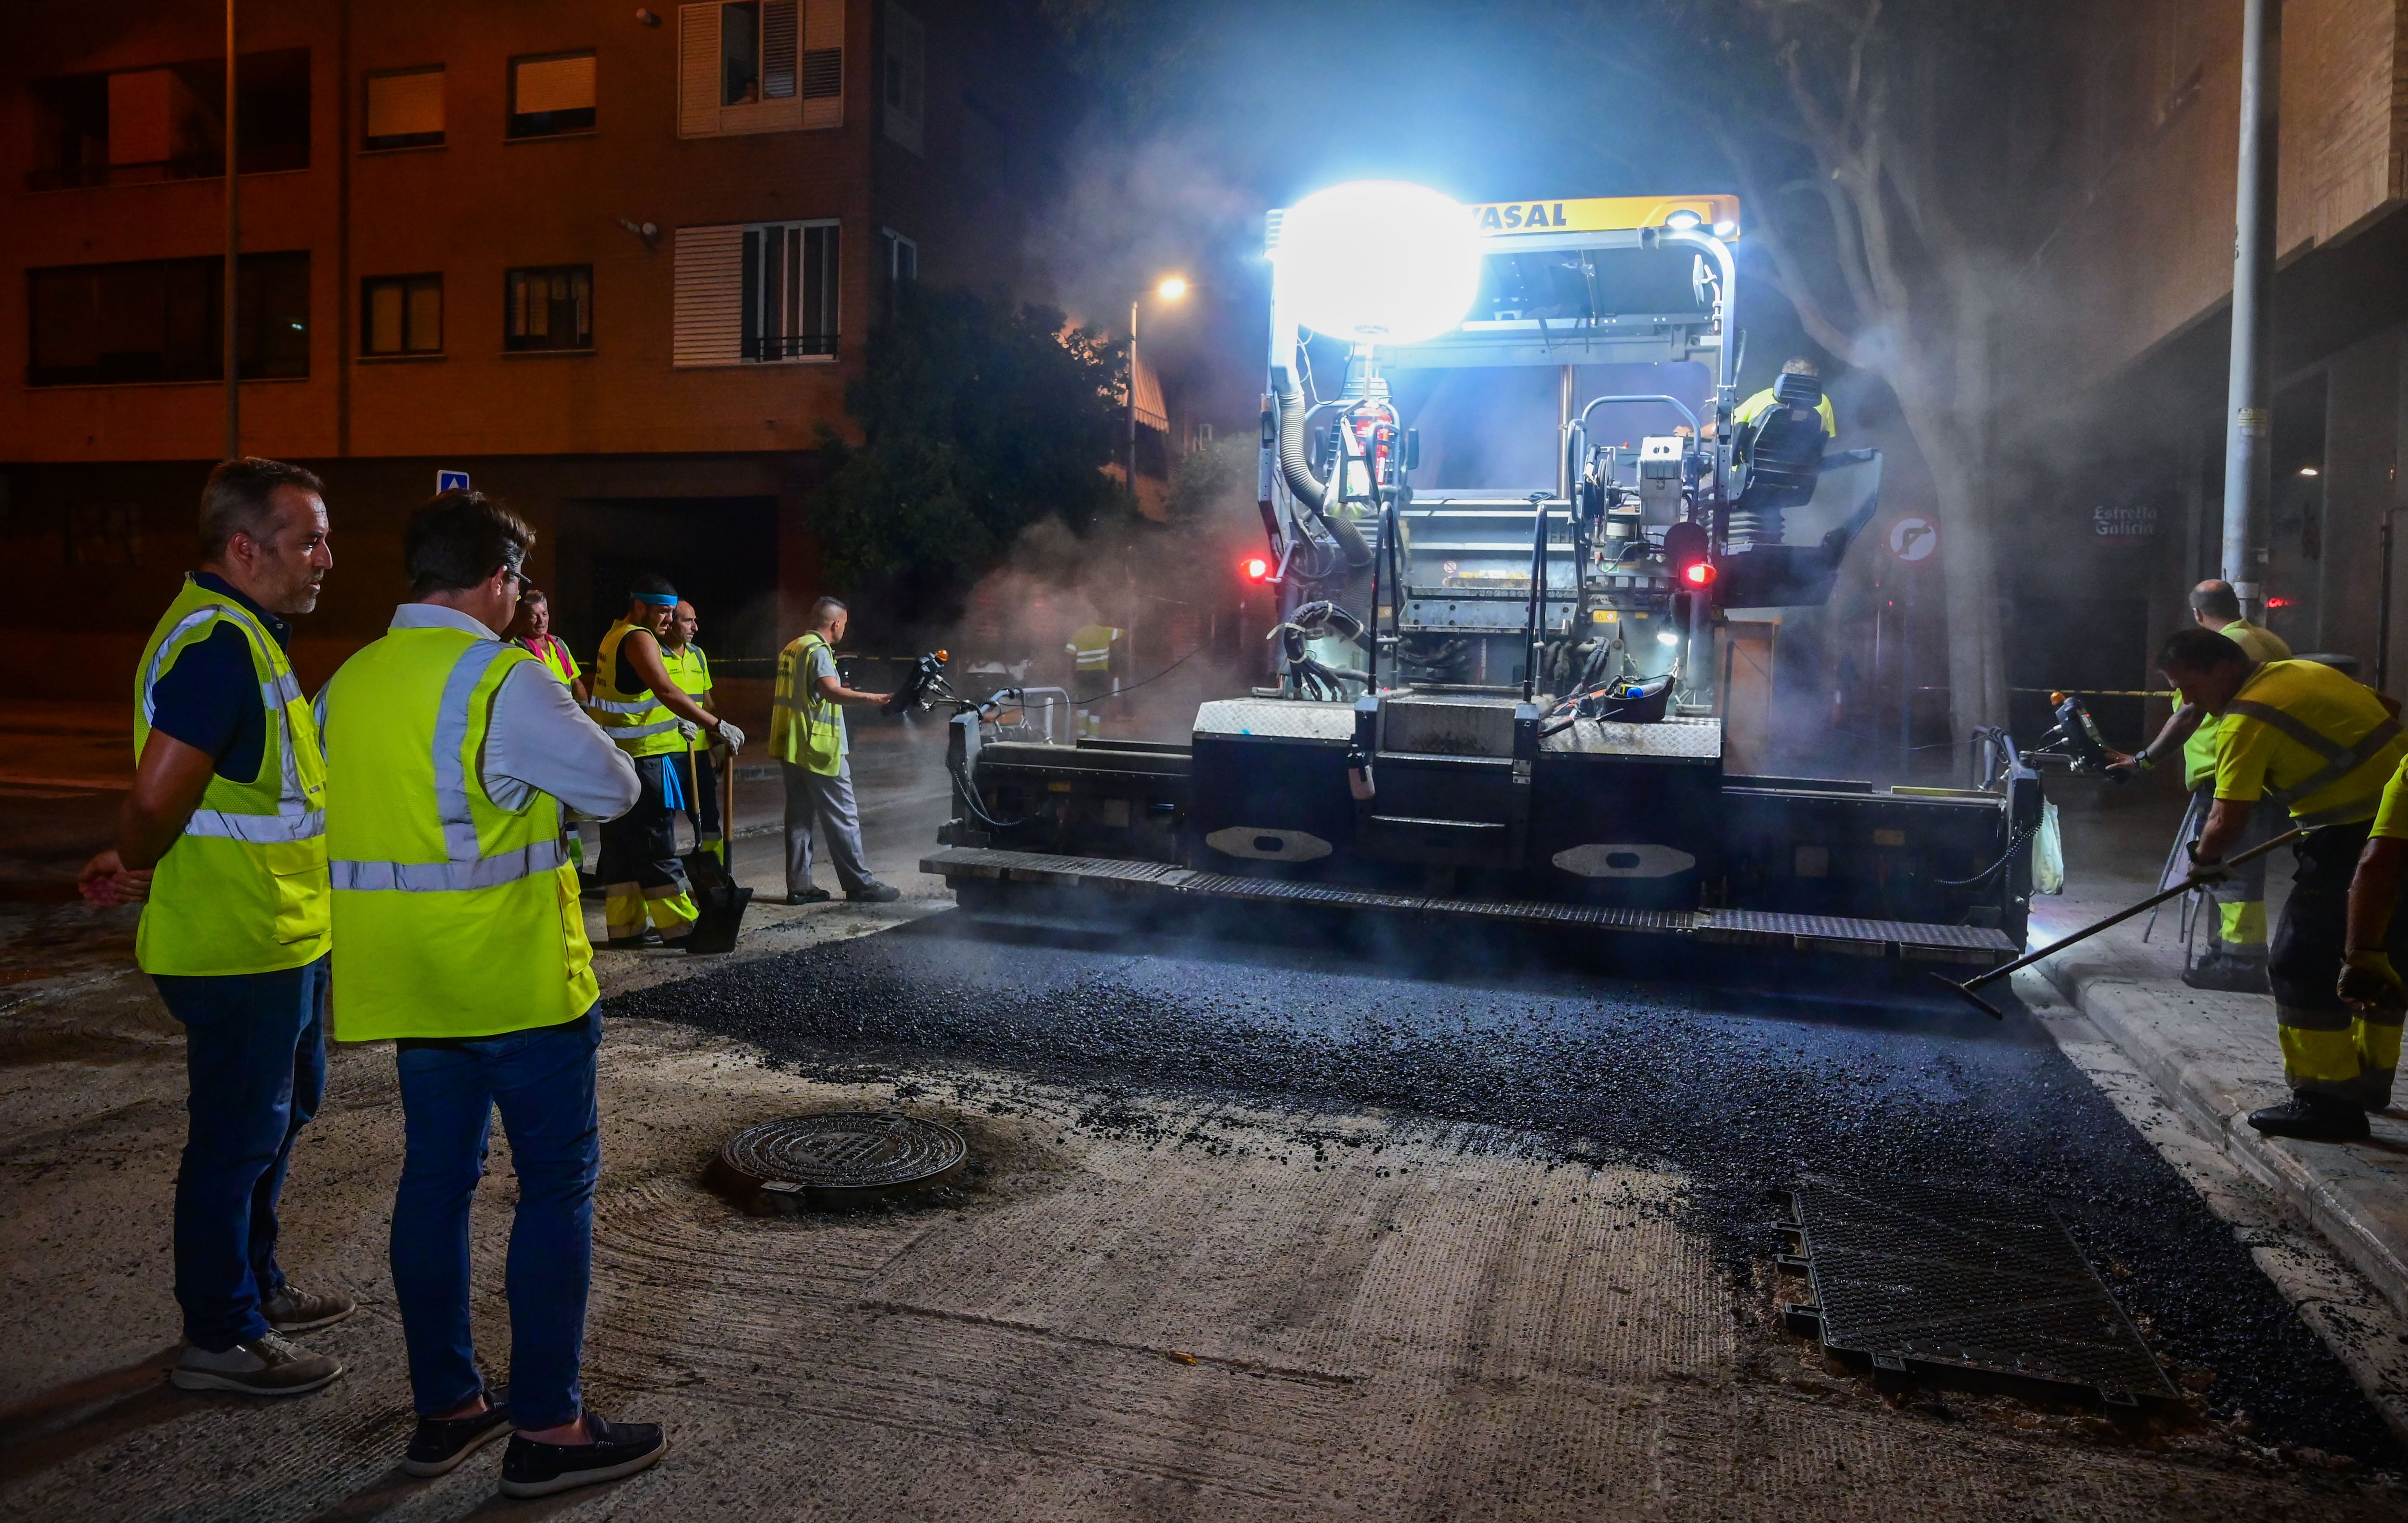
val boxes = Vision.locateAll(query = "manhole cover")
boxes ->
[708,1112,968,1212]
[1778,1175,2177,1407]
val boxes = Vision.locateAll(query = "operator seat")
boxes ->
[1731,371,1831,545]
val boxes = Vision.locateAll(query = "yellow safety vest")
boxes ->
[321,625,593,1040]
[2214,659,2408,827]
[2182,621,2292,789]
[1067,624,1121,672]
[1734,386,1836,438]
[588,620,683,758]
[132,576,331,976]
[771,632,843,774]
[525,634,579,687]
[664,643,713,765]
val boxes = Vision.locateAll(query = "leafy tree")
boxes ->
[811,284,1130,623]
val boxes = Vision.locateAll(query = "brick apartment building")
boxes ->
[0,0,1072,696]
[2002,0,2408,736]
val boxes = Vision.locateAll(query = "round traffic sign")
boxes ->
[1887,516,1939,563]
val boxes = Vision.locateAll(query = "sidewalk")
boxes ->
[2029,774,2408,1324]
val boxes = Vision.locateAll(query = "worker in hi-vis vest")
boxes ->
[586,574,743,948]
[79,458,353,1398]
[2108,579,2291,992]
[770,595,899,904]
[661,598,723,866]
[318,490,668,1497]
[2162,624,2408,1144]
[506,585,597,873]
[1066,622,1122,740]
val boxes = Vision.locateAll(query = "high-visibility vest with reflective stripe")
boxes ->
[321,626,593,1041]
[770,633,843,774]
[2215,659,2408,827]
[663,642,711,700]
[588,620,682,757]
[1066,624,1120,672]
[2183,621,2292,789]
[132,576,331,976]
[524,634,578,687]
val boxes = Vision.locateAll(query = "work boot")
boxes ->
[847,882,902,904]
[785,888,832,906]
[261,1284,356,1333]
[499,1410,669,1498]
[2183,951,2271,994]
[404,1384,514,1478]
[2246,1092,2371,1142]
[602,929,663,950]
[170,1331,344,1396]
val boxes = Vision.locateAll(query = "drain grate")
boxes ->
[1780,1175,2176,1405]
[710,1112,968,1212]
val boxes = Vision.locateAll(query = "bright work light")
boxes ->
[1275,181,1482,346]
[1664,209,1702,231]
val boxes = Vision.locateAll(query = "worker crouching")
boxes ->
[2159,626,2408,1142]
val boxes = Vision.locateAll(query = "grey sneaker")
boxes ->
[262,1284,356,1333]
[170,1331,345,1396]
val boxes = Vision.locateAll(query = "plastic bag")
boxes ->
[2032,799,2066,895]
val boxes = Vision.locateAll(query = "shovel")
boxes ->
[680,743,752,955]
[1932,826,2305,1019]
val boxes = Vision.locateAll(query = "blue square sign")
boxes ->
[436,470,471,493]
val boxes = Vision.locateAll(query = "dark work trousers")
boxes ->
[679,745,722,861]
[2269,818,2408,1107]
[391,1012,601,1429]
[598,752,696,940]
[153,953,331,1351]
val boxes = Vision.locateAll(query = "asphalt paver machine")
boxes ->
[919,184,2036,975]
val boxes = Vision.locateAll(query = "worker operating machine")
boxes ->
[915,183,2038,976]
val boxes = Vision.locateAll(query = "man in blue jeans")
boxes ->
[322,491,663,1496]
[81,458,352,1394]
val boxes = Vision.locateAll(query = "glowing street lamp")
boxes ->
[1131,274,1189,497]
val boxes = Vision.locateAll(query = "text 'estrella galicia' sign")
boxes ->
[436,470,471,494]
[1887,516,1939,564]
[2091,499,2159,548]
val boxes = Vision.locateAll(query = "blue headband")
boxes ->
[632,593,678,606]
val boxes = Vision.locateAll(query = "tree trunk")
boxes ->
[1888,382,2009,760]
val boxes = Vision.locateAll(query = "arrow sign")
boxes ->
[1887,515,1939,564]
[436,469,471,494]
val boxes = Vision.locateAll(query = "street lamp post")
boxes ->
[223,0,240,461]
[1129,276,1187,502]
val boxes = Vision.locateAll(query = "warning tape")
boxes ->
[2010,687,2176,698]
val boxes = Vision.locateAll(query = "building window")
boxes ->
[362,275,443,355]
[364,67,444,150]
[506,266,593,351]
[881,3,924,154]
[672,222,836,366]
[678,1,841,137]
[509,52,596,138]
[26,51,310,191]
[28,252,309,386]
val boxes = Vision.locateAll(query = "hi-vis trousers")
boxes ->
[2271,818,2406,1108]
[597,754,698,942]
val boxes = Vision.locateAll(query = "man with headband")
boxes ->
[586,575,743,947]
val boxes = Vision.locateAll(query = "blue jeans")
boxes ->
[391,1011,602,1428]
[154,954,331,1352]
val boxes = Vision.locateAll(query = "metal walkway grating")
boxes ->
[1784,1175,2175,1403]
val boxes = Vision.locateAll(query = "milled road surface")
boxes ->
[619,917,2405,1464]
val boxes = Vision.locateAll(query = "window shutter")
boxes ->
[679,4,722,137]
[365,70,444,142]
[761,1,799,97]
[515,53,596,115]
[802,0,844,128]
[673,224,746,367]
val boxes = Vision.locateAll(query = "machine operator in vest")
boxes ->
[78,457,354,1397]
[587,576,743,947]
[2160,625,2408,1143]
[319,490,667,1495]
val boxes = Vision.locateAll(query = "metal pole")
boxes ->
[1128,298,1139,504]
[222,0,240,460]
[2221,0,2281,620]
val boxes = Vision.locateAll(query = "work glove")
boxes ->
[2340,950,2406,1010]
[714,721,744,756]
[677,719,704,743]
[2183,844,2230,886]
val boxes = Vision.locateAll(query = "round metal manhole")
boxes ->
[708,1112,969,1212]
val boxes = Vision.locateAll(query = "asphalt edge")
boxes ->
[2035,945,2408,1322]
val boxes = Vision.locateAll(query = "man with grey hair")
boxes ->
[78,457,352,1395]
[769,596,900,904]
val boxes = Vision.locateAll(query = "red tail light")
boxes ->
[1682,560,1717,587]
[1241,556,1270,581]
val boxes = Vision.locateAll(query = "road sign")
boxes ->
[1887,516,1939,564]
[436,469,471,493]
